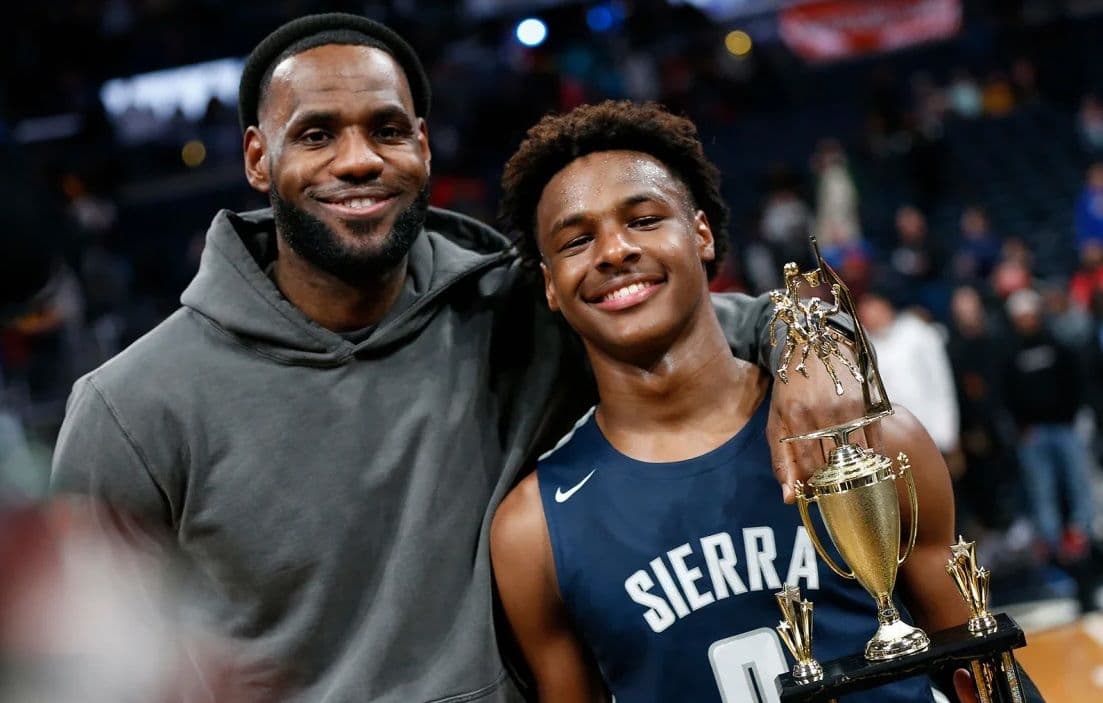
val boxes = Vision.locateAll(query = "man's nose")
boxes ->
[330,131,385,180]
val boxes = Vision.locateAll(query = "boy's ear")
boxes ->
[541,262,560,312]
[694,210,715,263]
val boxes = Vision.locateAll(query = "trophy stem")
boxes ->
[876,594,900,625]
[864,594,930,661]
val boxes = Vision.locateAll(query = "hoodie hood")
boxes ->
[180,207,512,366]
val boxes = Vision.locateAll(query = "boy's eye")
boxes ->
[562,234,592,251]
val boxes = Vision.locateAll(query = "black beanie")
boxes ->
[238,12,431,131]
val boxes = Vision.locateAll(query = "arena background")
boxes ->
[1,0,1103,700]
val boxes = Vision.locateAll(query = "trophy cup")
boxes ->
[770,239,1029,702]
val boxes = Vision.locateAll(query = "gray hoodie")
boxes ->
[51,207,772,702]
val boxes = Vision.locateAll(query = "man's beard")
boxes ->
[270,185,430,282]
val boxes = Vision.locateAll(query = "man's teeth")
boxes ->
[338,197,380,209]
[603,282,652,302]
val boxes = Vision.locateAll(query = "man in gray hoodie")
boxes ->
[50,13,859,703]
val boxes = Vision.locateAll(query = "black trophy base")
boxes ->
[776,612,1027,702]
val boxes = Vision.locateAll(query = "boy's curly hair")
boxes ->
[499,100,728,280]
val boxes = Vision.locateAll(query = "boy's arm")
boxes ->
[712,291,870,504]
[883,408,1047,703]
[882,407,970,632]
[491,474,608,703]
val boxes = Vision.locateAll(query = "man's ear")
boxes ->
[694,210,715,263]
[417,118,432,178]
[541,262,560,312]
[243,126,270,193]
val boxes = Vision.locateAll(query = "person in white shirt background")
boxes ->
[858,285,960,456]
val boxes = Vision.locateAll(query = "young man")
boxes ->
[492,101,980,702]
[49,14,859,703]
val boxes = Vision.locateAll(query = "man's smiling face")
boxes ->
[244,43,431,280]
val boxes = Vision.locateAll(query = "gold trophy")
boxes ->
[769,241,929,662]
[775,583,824,684]
[770,240,1029,703]
[947,535,997,636]
[946,537,1026,703]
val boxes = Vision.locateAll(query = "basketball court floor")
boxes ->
[1009,602,1103,700]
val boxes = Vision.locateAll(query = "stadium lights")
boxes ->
[515,17,548,47]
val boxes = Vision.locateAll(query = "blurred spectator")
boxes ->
[760,177,813,271]
[1087,290,1103,463]
[990,237,1035,300]
[1074,162,1103,253]
[953,205,1002,282]
[1,142,76,496]
[991,259,1034,301]
[947,69,983,119]
[946,285,1018,531]
[1078,94,1103,154]
[1010,57,1040,105]
[811,139,871,294]
[811,139,860,250]
[1002,288,1096,562]
[910,73,947,135]
[858,287,959,455]
[1042,281,1092,349]
[887,205,947,318]
[981,71,1016,117]
[0,402,50,505]
[2,266,91,425]
[905,75,949,210]
[1000,236,1035,270]
[0,499,282,702]
[199,97,243,164]
[1070,240,1103,309]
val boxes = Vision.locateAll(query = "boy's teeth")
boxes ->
[605,282,648,301]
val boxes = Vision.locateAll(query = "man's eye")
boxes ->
[300,130,330,144]
[377,125,411,140]
[631,216,663,228]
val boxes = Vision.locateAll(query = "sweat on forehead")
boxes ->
[541,151,696,212]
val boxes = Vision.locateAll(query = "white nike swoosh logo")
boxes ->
[555,469,597,503]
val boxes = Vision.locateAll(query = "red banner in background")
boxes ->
[779,0,962,63]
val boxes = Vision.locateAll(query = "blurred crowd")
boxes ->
[2,0,1103,620]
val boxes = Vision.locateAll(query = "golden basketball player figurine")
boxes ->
[768,262,863,395]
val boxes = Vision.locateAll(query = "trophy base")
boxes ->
[777,612,1027,703]
[791,660,824,684]
[864,618,930,661]
[968,613,999,635]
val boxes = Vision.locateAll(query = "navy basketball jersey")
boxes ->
[536,400,934,703]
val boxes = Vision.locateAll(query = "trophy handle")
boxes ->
[897,454,920,565]
[795,487,855,580]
